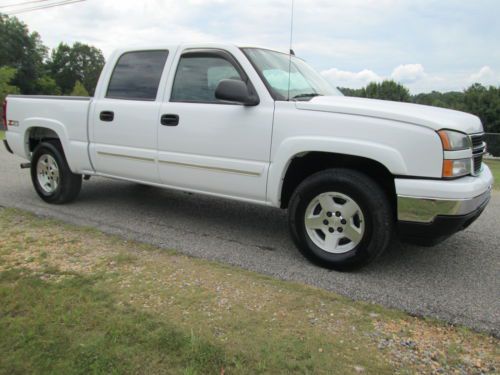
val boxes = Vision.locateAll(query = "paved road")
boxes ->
[1,148,499,336]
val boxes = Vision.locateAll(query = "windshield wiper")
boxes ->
[291,93,323,100]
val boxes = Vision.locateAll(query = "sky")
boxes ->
[10,0,500,93]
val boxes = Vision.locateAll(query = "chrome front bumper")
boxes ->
[397,188,491,223]
[396,164,494,224]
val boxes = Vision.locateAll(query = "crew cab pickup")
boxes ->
[2,43,493,269]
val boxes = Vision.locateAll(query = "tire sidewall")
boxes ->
[31,142,67,203]
[289,169,392,270]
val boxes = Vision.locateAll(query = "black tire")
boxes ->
[288,168,393,270]
[30,141,82,204]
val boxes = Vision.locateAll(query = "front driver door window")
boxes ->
[171,55,243,103]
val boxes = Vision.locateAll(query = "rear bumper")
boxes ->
[396,165,493,245]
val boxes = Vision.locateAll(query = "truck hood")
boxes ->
[295,96,483,134]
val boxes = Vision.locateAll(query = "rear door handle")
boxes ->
[161,114,179,126]
[100,111,114,122]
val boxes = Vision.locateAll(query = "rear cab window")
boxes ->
[106,50,169,100]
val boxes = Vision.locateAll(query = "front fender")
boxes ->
[266,137,407,206]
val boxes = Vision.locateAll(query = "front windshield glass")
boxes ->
[242,48,343,101]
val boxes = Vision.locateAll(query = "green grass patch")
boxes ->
[0,208,498,374]
[484,159,499,190]
[0,269,225,375]
[0,131,4,140]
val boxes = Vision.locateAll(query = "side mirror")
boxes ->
[215,79,259,106]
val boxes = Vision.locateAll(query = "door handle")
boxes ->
[100,111,114,122]
[161,114,179,126]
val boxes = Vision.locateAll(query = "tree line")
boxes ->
[0,13,105,102]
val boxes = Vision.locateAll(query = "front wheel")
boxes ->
[30,141,82,204]
[288,169,393,270]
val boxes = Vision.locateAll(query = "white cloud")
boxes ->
[10,0,500,93]
[321,68,382,88]
[468,66,499,86]
[321,64,500,93]
[390,64,426,83]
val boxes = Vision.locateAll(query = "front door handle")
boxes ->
[100,111,114,122]
[161,114,179,126]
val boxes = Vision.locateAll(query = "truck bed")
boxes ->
[5,95,94,173]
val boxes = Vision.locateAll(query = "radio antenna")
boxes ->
[287,0,295,101]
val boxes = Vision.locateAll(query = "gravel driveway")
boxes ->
[1,148,498,336]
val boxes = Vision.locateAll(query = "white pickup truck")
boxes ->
[2,43,493,269]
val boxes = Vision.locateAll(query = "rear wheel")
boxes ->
[30,141,82,204]
[288,168,393,270]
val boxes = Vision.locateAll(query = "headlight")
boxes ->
[442,158,472,178]
[438,130,471,151]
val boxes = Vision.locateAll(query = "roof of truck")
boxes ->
[111,43,288,56]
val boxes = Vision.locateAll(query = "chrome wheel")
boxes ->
[304,192,365,254]
[36,154,60,194]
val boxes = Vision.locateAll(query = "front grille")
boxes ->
[470,133,486,175]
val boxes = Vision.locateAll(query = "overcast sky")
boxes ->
[12,0,500,93]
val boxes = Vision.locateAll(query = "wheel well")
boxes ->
[27,127,61,153]
[280,152,396,211]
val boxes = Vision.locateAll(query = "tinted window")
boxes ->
[171,55,242,102]
[107,50,168,100]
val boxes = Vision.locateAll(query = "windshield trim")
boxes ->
[240,47,287,101]
[240,47,340,101]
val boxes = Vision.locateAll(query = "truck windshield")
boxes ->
[242,48,343,101]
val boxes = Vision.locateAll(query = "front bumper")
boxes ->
[396,165,493,245]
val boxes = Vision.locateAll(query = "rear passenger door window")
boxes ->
[107,50,169,100]
[171,54,243,103]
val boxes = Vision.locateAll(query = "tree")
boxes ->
[340,80,411,102]
[0,66,20,99]
[70,80,89,96]
[35,76,61,95]
[463,84,500,134]
[0,67,20,121]
[338,87,364,97]
[364,80,411,102]
[0,14,47,94]
[49,42,105,95]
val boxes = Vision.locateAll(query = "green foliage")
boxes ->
[49,42,105,95]
[0,66,20,94]
[0,14,47,94]
[338,87,365,97]
[0,67,20,118]
[412,91,466,111]
[0,13,105,96]
[463,84,500,133]
[35,75,61,95]
[484,160,500,189]
[365,80,411,102]
[339,81,411,102]
[70,80,89,96]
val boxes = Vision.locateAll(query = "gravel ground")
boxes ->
[0,149,499,336]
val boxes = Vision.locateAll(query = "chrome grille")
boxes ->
[470,133,486,175]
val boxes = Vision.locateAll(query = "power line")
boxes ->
[3,0,86,15]
[0,0,53,10]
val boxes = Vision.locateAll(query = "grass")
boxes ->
[0,130,4,140]
[0,208,498,374]
[484,159,500,190]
